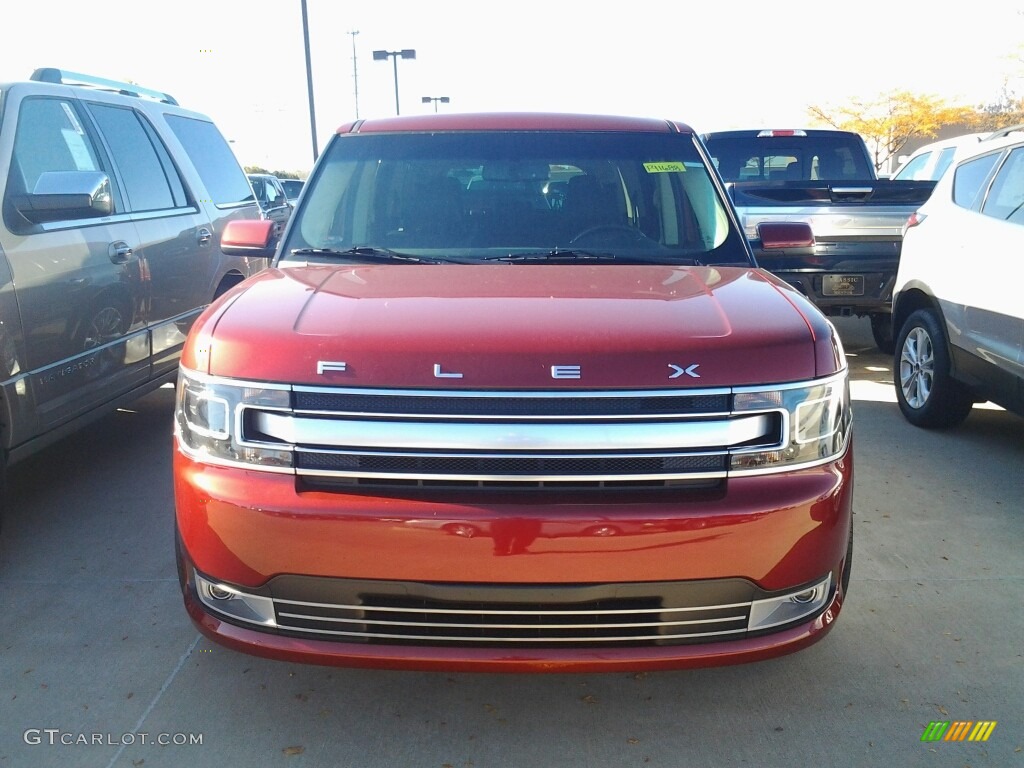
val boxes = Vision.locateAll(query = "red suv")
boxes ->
[173,113,854,672]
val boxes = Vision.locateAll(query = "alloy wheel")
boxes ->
[899,326,935,409]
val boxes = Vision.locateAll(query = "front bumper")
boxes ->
[174,447,853,671]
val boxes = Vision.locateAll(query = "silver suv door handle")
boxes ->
[197,228,212,246]
[109,241,134,263]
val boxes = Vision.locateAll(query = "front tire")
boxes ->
[894,308,973,428]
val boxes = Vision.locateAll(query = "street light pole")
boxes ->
[349,30,360,119]
[301,0,318,162]
[422,96,450,112]
[372,49,416,115]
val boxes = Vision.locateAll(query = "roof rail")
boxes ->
[29,68,179,106]
[983,123,1024,141]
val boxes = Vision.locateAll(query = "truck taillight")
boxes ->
[756,130,808,138]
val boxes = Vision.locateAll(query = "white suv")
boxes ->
[892,133,1024,427]
[891,132,986,182]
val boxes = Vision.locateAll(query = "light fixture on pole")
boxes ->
[422,96,450,112]
[372,49,416,115]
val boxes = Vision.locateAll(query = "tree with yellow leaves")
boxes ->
[807,91,977,173]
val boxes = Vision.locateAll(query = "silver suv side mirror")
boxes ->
[16,170,113,224]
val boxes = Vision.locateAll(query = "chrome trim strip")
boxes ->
[273,597,753,614]
[732,369,848,395]
[294,469,728,482]
[277,612,747,630]
[290,408,732,422]
[255,412,772,451]
[292,385,734,399]
[269,625,750,643]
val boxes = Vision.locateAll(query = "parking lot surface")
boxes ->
[1,317,1021,768]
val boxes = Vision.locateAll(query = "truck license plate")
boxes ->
[822,275,865,297]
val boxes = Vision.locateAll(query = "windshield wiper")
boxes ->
[289,246,446,264]
[484,249,616,263]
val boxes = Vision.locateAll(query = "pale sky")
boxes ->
[4,1,1024,173]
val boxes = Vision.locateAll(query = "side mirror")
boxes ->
[15,171,113,223]
[221,219,278,258]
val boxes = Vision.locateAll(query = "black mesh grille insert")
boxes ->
[294,391,730,417]
[296,451,728,475]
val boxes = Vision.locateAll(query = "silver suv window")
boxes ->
[165,115,254,208]
[87,103,188,212]
[10,98,103,196]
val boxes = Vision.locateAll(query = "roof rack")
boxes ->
[983,123,1024,141]
[29,68,179,106]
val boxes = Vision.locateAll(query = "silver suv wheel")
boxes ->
[893,308,973,428]
[899,326,934,409]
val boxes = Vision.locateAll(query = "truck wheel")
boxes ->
[869,313,894,354]
[894,309,973,428]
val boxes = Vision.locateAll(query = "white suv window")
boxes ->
[981,147,1024,224]
[952,153,1001,209]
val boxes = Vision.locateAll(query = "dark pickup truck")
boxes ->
[703,129,936,352]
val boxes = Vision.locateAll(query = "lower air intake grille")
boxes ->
[267,577,756,647]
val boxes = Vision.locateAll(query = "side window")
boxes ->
[981,147,1024,224]
[165,115,254,207]
[932,147,957,181]
[952,153,1001,209]
[9,97,103,194]
[266,180,283,206]
[87,104,185,212]
[893,152,931,181]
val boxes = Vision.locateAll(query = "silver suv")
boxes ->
[0,68,269,519]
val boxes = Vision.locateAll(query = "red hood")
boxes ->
[186,265,839,388]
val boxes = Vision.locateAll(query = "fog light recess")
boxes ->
[747,575,831,632]
[195,571,277,626]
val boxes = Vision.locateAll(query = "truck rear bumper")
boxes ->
[762,266,896,316]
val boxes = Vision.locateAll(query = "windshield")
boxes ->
[280,131,751,266]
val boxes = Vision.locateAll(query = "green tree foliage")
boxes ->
[243,165,307,179]
[808,91,977,172]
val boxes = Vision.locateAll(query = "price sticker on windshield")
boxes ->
[644,162,686,173]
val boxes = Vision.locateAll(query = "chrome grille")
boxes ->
[266,578,756,646]
[240,386,783,486]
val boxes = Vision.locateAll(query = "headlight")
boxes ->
[729,371,851,474]
[175,368,294,470]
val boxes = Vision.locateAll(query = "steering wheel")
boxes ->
[569,224,646,245]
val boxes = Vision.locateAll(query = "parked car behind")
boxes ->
[247,173,292,233]
[279,178,304,202]
[0,68,270,528]
[891,132,987,182]
[892,132,1024,427]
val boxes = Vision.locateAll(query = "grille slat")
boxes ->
[266,579,756,647]
[241,386,784,488]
